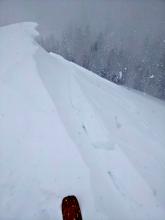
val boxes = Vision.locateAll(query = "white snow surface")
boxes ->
[0,22,165,220]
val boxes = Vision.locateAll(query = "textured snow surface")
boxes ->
[0,23,165,220]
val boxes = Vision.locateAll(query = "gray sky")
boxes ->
[0,0,165,52]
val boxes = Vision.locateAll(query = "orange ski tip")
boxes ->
[62,195,82,220]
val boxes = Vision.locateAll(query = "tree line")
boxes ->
[38,25,165,100]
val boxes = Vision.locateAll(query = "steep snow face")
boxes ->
[0,23,165,220]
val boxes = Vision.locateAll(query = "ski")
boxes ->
[62,195,83,220]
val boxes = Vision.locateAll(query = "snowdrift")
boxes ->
[0,22,165,220]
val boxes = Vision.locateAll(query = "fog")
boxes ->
[1,0,165,39]
[0,0,165,99]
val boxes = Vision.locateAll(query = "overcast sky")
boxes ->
[0,0,165,54]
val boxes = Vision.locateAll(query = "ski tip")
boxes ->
[62,195,83,220]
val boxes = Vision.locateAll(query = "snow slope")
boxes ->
[0,23,165,220]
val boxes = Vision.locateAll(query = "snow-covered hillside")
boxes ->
[0,23,165,220]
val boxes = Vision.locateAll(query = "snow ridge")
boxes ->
[0,22,165,220]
